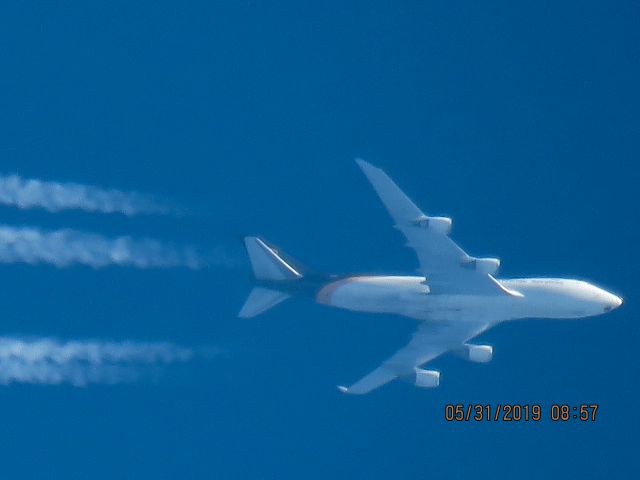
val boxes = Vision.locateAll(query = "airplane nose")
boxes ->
[603,295,623,312]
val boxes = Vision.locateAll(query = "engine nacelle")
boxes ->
[412,215,452,235]
[464,257,500,275]
[463,344,493,363]
[414,368,440,388]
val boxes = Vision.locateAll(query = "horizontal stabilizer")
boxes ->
[238,287,290,318]
[244,236,302,281]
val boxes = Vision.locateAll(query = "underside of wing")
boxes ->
[339,319,491,395]
[355,159,518,297]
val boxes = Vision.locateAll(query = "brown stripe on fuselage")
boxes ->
[316,276,378,305]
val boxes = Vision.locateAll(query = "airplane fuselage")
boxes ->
[315,275,622,323]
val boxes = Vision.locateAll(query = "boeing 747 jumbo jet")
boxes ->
[239,159,623,394]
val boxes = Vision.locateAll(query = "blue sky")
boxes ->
[0,1,638,479]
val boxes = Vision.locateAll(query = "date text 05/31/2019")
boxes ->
[444,404,599,422]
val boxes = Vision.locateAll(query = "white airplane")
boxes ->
[239,159,623,394]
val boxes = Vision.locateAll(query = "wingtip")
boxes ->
[355,158,378,172]
[355,158,382,178]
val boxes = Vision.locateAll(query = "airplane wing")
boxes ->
[355,159,517,296]
[339,318,490,394]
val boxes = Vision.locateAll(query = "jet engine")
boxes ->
[463,257,500,275]
[462,344,493,363]
[414,368,440,388]
[412,215,452,235]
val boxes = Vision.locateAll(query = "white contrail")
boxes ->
[0,174,177,216]
[0,225,208,269]
[0,337,198,386]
